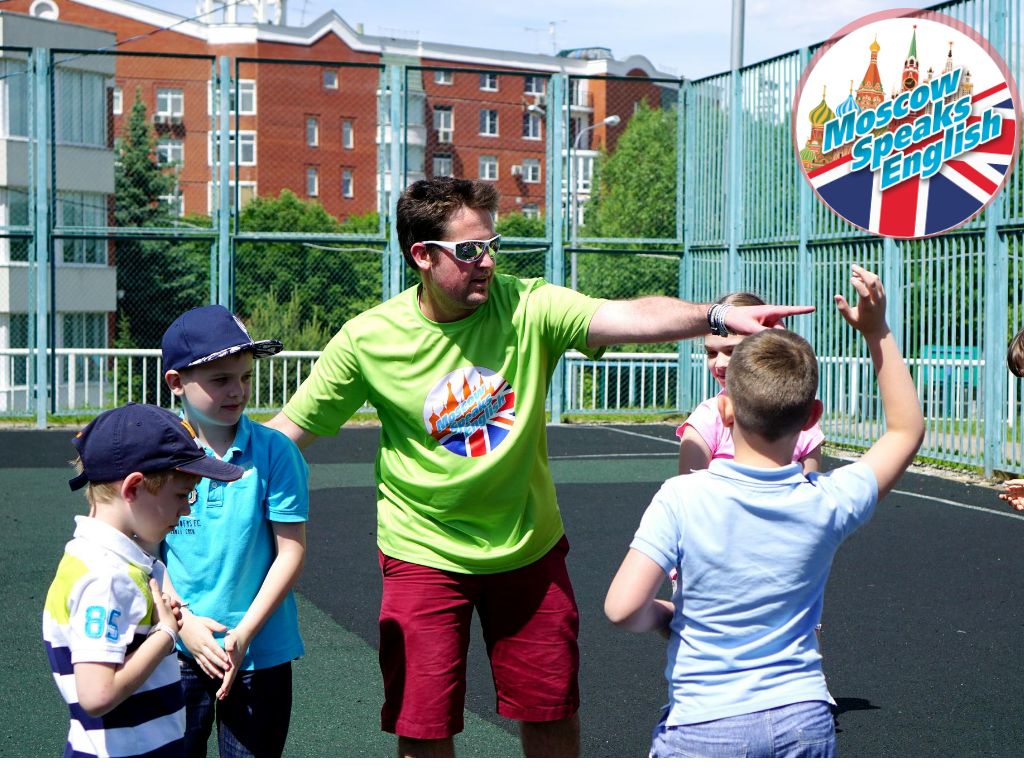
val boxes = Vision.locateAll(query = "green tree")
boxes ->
[235,190,382,339]
[584,102,678,240]
[497,212,546,278]
[244,287,332,351]
[114,91,207,349]
[113,90,175,228]
[579,103,681,351]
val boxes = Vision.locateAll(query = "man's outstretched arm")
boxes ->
[586,297,815,348]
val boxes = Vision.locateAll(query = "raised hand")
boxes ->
[834,264,888,337]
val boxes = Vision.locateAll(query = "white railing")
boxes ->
[0,347,996,418]
[0,347,1012,467]
[0,348,322,415]
[565,351,679,412]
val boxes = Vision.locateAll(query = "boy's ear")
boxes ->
[120,472,146,502]
[803,399,824,431]
[164,368,184,395]
[717,393,735,428]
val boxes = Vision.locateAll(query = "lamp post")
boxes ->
[569,114,620,291]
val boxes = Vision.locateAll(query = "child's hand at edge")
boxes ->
[999,479,1024,511]
[216,627,253,701]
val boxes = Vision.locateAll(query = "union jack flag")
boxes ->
[425,368,516,458]
[807,81,1018,237]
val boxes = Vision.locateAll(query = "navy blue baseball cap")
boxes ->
[69,403,244,491]
[161,305,283,373]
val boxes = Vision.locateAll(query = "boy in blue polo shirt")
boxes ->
[43,403,244,757]
[605,265,925,757]
[160,305,309,758]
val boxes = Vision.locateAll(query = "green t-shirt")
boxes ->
[284,274,606,573]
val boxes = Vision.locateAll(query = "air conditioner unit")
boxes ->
[534,93,547,107]
[511,165,523,176]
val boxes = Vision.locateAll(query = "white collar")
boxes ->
[72,515,159,575]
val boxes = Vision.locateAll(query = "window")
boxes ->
[479,109,498,137]
[432,152,452,177]
[341,169,353,198]
[62,313,107,383]
[570,117,584,148]
[479,155,498,180]
[7,314,28,385]
[207,79,256,115]
[112,86,123,116]
[56,192,107,264]
[207,181,256,213]
[323,70,338,89]
[306,116,319,147]
[570,79,587,107]
[480,72,498,91]
[524,75,546,96]
[208,130,256,165]
[433,106,453,144]
[0,189,30,261]
[1,60,29,137]
[523,111,542,140]
[63,313,106,348]
[30,0,59,19]
[156,138,184,166]
[434,70,453,85]
[306,167,319,197]
[55,69,106,146]
[522,204,540,219]
[522,157,541,183]
[156,88,184,117]
[159,187,185,217]
[577,155,595,192]
[342,120,354,149]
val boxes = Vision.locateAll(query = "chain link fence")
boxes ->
[3,0,1024,476]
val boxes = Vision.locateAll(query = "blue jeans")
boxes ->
[650,700,836,758]
[179,654,293,758]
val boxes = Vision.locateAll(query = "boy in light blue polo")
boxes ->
[605,266,925,758]
[160,305,309,758]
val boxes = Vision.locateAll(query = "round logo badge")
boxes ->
[423,367,516,457]
[793,10,1020,238]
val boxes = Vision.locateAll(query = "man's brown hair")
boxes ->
[725,329,818,442]
[1008,327,1024,378]
[396,178,499,270]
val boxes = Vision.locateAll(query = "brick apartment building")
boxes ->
[2,0,673,222]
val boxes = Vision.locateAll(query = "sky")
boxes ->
[157,0,936,80]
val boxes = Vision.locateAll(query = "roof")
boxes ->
[67,0,672,78]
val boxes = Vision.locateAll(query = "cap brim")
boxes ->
[184,339,283,368]
[250,339,284,359]
[176,455,245,483]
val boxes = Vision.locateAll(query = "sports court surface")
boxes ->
[3,423,1023,758]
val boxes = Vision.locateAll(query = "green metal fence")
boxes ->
[1,0,1022,476]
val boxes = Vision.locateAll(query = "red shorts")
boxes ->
[377,536,580,739]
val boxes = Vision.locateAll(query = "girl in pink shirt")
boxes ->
[677,291,824,475]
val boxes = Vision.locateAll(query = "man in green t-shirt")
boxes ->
[267,178,812,758]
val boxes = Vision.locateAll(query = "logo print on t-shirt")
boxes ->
[423,366,516,457]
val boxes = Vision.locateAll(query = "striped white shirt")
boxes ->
[42,516,184,757]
